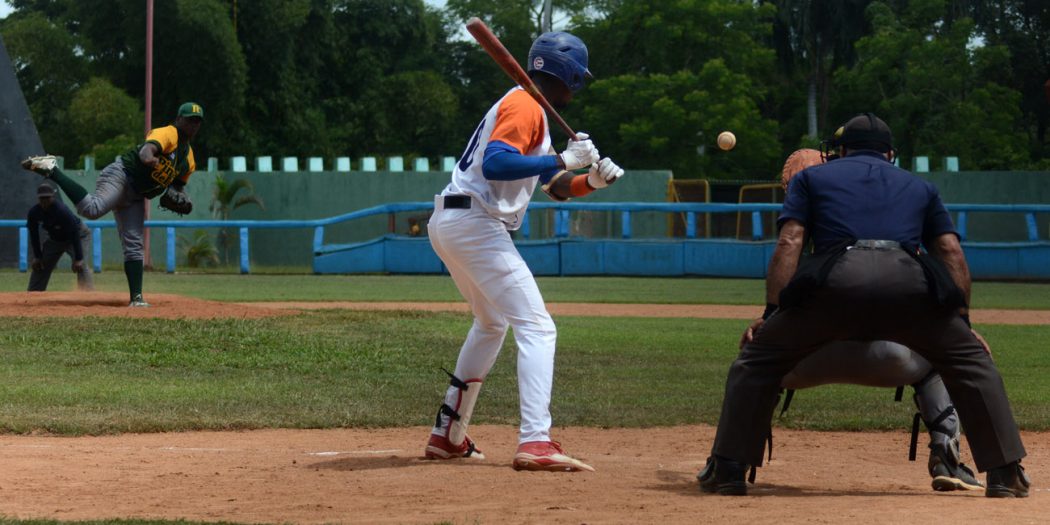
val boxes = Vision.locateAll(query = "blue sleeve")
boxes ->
[482,141,561,182]
[26,207,42,259]
[778,170,810,229]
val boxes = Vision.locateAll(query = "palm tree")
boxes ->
[178,229,220,268]
[210,174,265,265]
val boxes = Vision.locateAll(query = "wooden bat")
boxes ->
[465,17,578,140]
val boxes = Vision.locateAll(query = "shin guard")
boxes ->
[439,369,483,447]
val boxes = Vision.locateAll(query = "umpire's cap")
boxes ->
[37,183,56,197]
[177,102,204,120]
[837,112,892,153]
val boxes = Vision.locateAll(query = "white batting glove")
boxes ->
[560,132,600,171]
[586,157,625,189]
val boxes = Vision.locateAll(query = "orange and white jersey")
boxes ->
[442,87,552,230]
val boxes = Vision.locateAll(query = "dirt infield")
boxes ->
[0,292,1045,523]
[0,425,1045,524]
[1,292,1048,324]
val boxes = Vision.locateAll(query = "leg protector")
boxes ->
[435,369,482,447]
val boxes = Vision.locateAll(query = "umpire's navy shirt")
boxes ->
[26,199,84,260]
[778,151,956,253]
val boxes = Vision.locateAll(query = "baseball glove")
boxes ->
[159,184,193,215]
[780,148,824,191]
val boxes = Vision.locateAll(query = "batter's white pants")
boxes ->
[427,197,556,444]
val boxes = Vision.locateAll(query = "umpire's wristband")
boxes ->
[961,313,971,328]
[762,303,778,320]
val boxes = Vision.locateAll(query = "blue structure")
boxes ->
[3,203,1049,279]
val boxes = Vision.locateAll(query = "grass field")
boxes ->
[0,273,1047,437]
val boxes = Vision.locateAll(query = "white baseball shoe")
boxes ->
[21,155,58,176]
[128,294,151,308]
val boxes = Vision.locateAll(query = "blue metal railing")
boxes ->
[3,202,1048,274]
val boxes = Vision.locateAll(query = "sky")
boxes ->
[0,1,449,20]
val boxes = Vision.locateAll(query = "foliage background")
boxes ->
[2,0,1048,180]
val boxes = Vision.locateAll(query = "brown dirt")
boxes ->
[0,293,1046,324]
[0,425,1045,524]
[0,293,1046,523]
[0,292,292,319]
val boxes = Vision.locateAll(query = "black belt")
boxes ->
[850,239,901,250]
[443,195,471,209]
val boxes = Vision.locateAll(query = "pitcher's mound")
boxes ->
[0,292,293,319]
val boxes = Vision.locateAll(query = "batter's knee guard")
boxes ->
[434,369,483,447]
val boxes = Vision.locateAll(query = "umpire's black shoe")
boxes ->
[697,455,749,496]
[985,460,1030,498]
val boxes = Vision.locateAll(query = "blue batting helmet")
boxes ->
[527,32,592,92]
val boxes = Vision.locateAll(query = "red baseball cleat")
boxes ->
[512,440,595,472]
[424,433,485,460]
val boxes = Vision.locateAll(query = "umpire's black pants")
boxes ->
[711,246,1026,472]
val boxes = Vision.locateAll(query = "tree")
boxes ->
[570,0,782,179]
[833,0,1029,169]
[766,0,873,141]
[1,12,87,159]
[210,175,265,264]
[67,77,143,161]
[581,63,781,179]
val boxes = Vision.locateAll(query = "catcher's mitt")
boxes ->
[159,184,193,215]
[780,148,824,191]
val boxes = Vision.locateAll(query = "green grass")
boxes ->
[1,270,1048,308]
[0,311,1045,435]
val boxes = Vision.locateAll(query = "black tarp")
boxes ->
[0,34,46,266]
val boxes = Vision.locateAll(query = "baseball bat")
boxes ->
[465,17,578,140]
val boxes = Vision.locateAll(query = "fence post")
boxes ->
[18,227,27,272]
[956,212,968,241]
[93,228,102,272]
[281,157,299,172]
[1026,213,1039,241]
[388,157,404,172]
[308,157,324,172]
[360,157,377,172]
[166,227,176,273]
[522,212,531,239]
[335,157,351,172]
[83,156,95,172]
[231,156,247,172]
[441,156,456,172]
[622,211,631,239]
[686,212,696,238]
[913,156,929,173]
[207,157,219,172]
[256,156,273,172]
[751,211,763,240]
[413,158,430,171]
[312,226,325,254]
[942,156,959,172]
[239,227,250,274]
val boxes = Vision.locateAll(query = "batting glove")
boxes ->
[586,157,625,189]
[560,132,600,171]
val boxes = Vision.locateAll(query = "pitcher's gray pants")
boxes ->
[75,161,146,262]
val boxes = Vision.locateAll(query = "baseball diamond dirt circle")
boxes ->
[0,291,1045,524]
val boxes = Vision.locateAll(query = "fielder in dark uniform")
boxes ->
[699,113,1029,498]
[26,183,93,292]
[22,102,201,307]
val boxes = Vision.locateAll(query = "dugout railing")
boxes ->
[2,202,1049,278]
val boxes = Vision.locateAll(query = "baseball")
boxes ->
[717,131,736,151]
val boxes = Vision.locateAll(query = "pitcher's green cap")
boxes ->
[177,102,204,120]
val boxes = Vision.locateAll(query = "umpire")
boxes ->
[699,113,1029,498]
[26,183,93,292]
